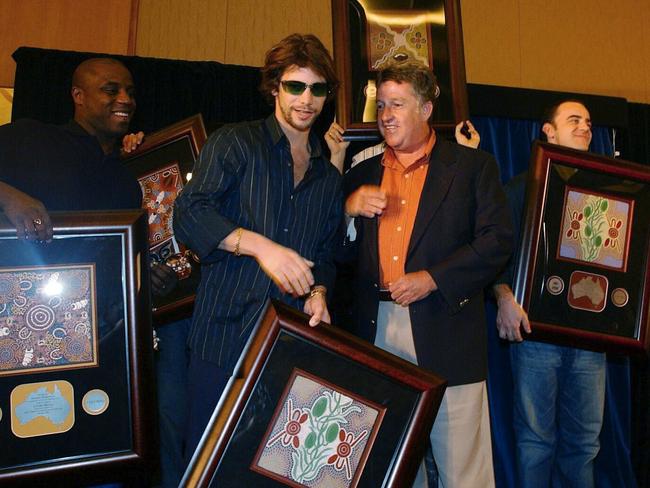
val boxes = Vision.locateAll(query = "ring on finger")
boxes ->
[33,218,42,226]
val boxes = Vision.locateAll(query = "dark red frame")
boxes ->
[0,210,155,486]
[122,114,207,325]
[514,141,650,355]
[180,300,447,487]
[331,0,469,140]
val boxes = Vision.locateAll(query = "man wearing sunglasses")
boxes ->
[173,33,342,461]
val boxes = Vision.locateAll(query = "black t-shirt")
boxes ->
[0,119,141,210]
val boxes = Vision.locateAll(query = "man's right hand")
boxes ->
[494,284,531,342]
[220,228,315,296]
[0,183,52,241]
[345,185,387,218]
[254,238,314,297]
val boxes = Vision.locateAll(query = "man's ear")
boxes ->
[542,122,555,141]
[71,86,83,106]
[420,100,433,121]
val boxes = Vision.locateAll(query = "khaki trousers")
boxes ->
[376,301,495,488]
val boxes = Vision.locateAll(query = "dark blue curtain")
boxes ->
[473,115,637,488]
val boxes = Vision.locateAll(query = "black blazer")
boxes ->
[342,139,513,386]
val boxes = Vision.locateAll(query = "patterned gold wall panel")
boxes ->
[0,88,13,125]
[460,0,522,88]
[642,2,650,104]
[136,0,228,61]
[461,0,650,103]
[519,0,647,103]
[1,0,647,103]
[222,0,333,66]
[0,0,134,87]
[137,0,333,65]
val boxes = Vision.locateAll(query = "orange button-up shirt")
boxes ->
[378,130,436,288]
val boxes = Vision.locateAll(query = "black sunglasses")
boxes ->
[281,80,329,97]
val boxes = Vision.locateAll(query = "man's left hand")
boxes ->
[304,293,330,327]
[150,263,179,297]
[389,271,437,306]
[454,120,480,149]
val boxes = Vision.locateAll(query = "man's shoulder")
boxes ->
[0,118,57,137]
[506,171,528,189]
[439,138,493,163]
[205,119,266,149]
[0,119,77,160]
[345,149,383,179]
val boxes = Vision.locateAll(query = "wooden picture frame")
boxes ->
[514,141,650,355]
[181,300,447,487]
[122,114,207,325]
[331,0,468,140]
[0,210,155,485]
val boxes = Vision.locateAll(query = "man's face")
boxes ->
[72,61,136,140]
[543,101,592,151]
[376,80,432,153]
[273,65,327,134]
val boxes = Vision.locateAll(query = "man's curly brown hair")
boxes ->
[260,34,339,105]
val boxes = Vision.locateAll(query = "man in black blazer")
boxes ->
[342,62,512,487]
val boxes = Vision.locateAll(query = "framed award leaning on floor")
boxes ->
[182,300,447,488]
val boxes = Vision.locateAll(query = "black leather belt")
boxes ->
[378,289,393,301]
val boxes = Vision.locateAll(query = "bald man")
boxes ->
[0,58,143,237]
[0,58,186,487]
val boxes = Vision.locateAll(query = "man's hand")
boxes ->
[345,185,387,218]
[219,229,314,296]
[121,131,145,154]
[304,291,330,327]
[389,271,437,306]
[254,238,315,297]
[150,263,179,297]
[325,122,350,174]
[494,284,531,341]
[0,183,52,241]
[455,120,480,149]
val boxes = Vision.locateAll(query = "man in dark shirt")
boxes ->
[0,58,142,237]
[173,34,343,458]
[493,100,606,487]
[0,57,185,487]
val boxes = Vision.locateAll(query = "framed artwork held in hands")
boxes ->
[0,210,155,485]
[514,141,650,355]
[331,0,468,140]
[181,300,447,487]
[122,114,207,325]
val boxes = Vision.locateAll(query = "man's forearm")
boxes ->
[0,181,27,209]
[493,283,516,303]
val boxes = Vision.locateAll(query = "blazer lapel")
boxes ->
[407,140,456,259]
[365,158,384,273]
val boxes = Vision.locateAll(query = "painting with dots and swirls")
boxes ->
[137,162,184,263]
[251,368,385,488]
[366,10,433,72]
[0,264,97,376]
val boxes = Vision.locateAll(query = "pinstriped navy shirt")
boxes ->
[173,114,342,370]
